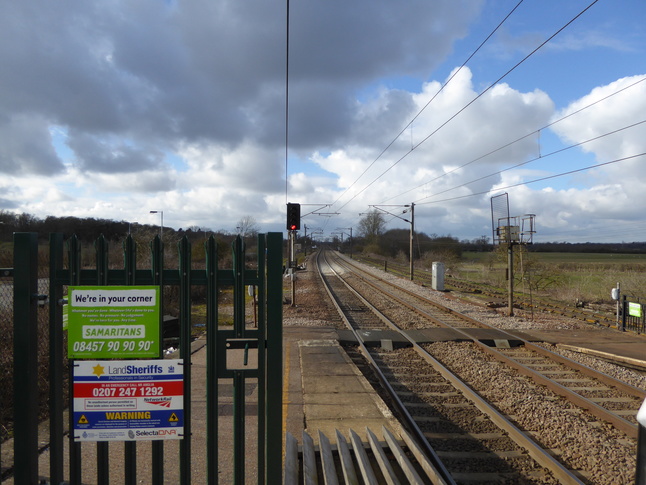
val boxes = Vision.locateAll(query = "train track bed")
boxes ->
[333,255,646,429]
[365,346,563,484]
[425,341,637,484]
[354,255,618,327]
[294,250,646,484]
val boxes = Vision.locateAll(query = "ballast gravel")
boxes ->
[283,254,644,484]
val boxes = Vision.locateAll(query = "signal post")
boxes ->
[286,203,300,307]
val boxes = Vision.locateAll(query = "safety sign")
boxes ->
[629,302,643,318]
[73,359,184,442]
[67,286,161,359]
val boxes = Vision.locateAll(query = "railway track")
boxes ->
[316,249,642,484]
[355,255,618,327]
[333,253,645,432]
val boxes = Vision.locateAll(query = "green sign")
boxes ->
[628,302,642,318]
[68,286,161,359]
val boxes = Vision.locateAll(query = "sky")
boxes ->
[1,0,645,243]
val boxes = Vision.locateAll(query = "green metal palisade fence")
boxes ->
[10,232,283,485]
[621,294,646,334]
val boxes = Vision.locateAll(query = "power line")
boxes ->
[284,0,290,204]
[335,0,600,211]
[331,0,526,210]
[383,76,646,204]
[417,151,646,205]
[414,119,646,204]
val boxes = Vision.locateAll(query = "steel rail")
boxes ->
[340,252,646,401]
[355,255,617,327]
[345,255,645,395]
[316,251,456,485]
[334,251,644,439]
[319,251,585,485]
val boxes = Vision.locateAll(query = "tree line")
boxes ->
[2,210,642,256]
[0,211,260,244]
[317,209,646,262]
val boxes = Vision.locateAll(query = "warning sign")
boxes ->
[73,359,184,442]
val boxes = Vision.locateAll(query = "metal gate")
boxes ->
[9,231,283,484]
[621,294,645,334]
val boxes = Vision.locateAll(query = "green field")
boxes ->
[457,251,646,305]
[463,251,646,264]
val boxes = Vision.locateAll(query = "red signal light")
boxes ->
[286,203,301,230]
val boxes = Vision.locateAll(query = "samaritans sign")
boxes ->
[68,286,161,359]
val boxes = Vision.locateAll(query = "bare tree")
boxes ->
[358,209,386,241]
[236,215,260,237]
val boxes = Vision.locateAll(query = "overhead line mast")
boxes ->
[371,203,415,281]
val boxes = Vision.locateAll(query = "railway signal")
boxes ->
[286,202,300,231]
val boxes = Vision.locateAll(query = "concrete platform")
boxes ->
[335,325,646,370]
[338,327,526,347]
[337,328,412,347]
[515,327,646,370]
[338,327,646,370]
[283,326,402,447]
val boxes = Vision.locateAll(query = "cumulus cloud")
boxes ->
[551,75,646,162]
[0,0,643,241]
[534,76,646,235]
[318,67,554,210]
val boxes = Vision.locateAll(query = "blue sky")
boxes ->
[0,0,645,243]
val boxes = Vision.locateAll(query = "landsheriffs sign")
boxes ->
[67,286,161,359]
[73,359,184,442]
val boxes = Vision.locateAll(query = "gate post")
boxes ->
[265,232,284,483]
[178,236,192,485]
[13,232,39,484]
[49,233,65,484]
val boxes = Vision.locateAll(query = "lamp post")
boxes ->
[149,210,163,240]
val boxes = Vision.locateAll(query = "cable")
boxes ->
[331,0,526,209]
[415,119,646,204]
[417,152,646,205]
[285,0,290,204]
[383,76,646,204]
[335,0,600,211]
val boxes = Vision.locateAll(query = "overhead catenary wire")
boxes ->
[414,118,646,204]
[382,76,646,204]
[285,0,290,204]
[335,0,601,212]
[417,151,646,206]
[331,0,526,210]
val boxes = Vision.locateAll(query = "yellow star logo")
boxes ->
[92,364,105,378]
